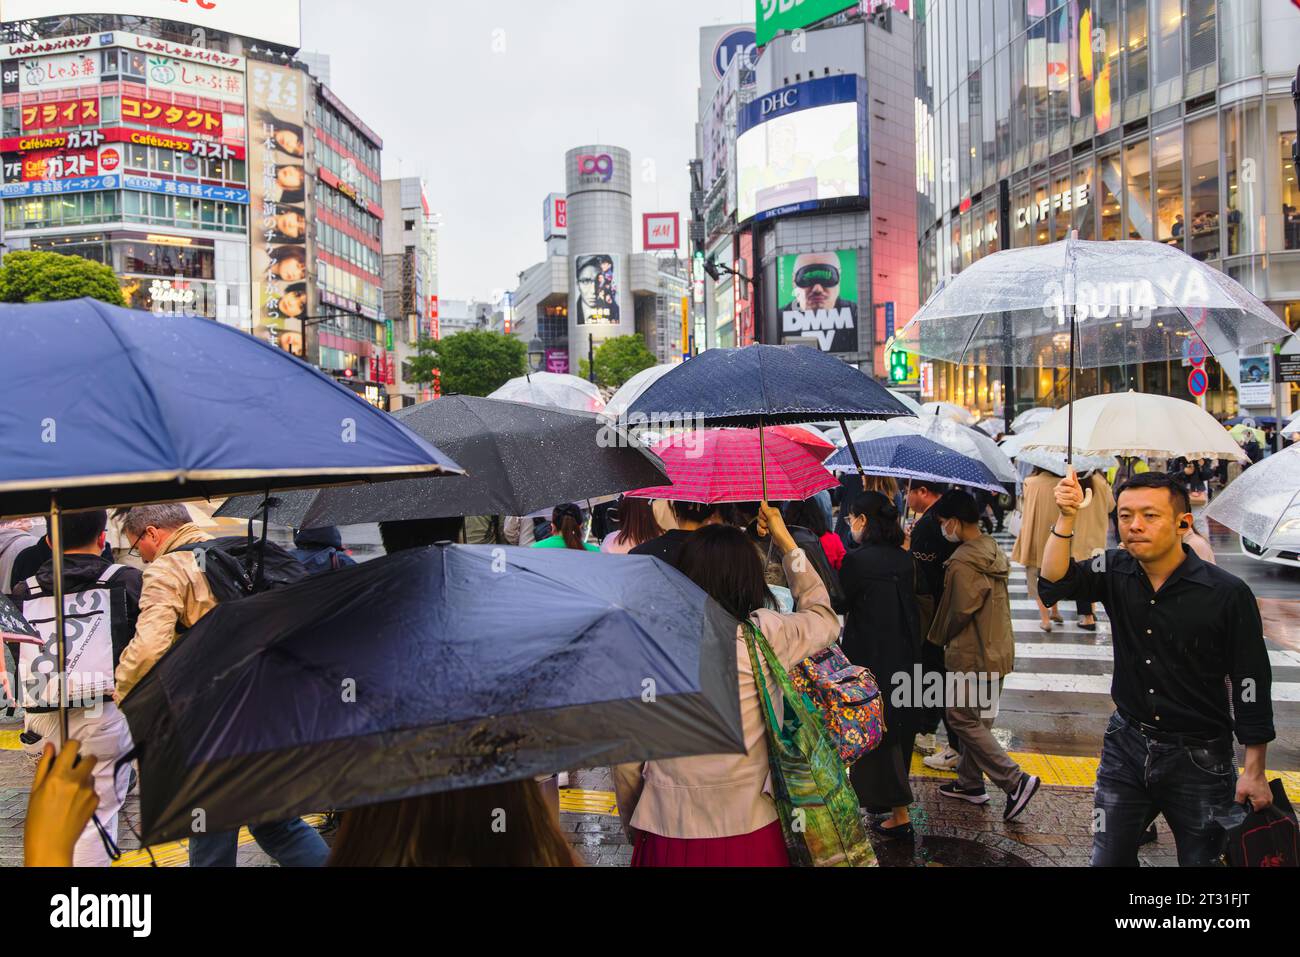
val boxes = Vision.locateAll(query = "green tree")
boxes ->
[406,329,526,397]
[0,250,126,306]
[582,335,658,388]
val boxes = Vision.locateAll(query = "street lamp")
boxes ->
[527,337,545,373]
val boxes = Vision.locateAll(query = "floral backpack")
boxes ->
[789,644,886,765]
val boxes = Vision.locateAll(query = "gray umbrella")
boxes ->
[217,396,668,529]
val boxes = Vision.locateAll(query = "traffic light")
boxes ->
[889,348,912,384]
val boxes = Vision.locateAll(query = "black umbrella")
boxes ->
[120,544,745,845]
[625,344,913,496]
[217,395,669,529]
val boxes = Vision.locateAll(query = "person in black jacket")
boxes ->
[840,492,923,839]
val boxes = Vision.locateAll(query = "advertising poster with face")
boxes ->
[573,254,621,326]
[248,62,309,352]
[778,249,859,353]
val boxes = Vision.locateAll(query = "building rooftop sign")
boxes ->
[0,1,302,52]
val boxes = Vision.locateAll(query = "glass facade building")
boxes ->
[915,0,1300,417]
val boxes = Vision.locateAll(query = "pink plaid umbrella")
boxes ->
[625,429,839,504]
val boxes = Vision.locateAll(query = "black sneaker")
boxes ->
[938,782,990,805]
[1004,773,1041,822]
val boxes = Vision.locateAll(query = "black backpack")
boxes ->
[173,536,310,604]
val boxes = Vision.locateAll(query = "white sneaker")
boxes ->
[923,747,961,771]
[557,772,570,788]
[913,733,937,756]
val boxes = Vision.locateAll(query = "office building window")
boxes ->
[1123,0,1149,120]
[1223,101,1261,256]
[1150,0,1183,109]
[1124,137,1153,241]
[1186,115,1221,261]
[1153,127,1184,247]
[1098,150,1124,240]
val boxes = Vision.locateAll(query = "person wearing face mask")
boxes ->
[905,480,959,765]
[839,493,923,838]
[928,491,1041,823]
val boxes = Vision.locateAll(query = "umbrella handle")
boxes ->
[1080,488,1094,510]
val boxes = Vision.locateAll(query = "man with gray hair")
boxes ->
[113,503,328,868]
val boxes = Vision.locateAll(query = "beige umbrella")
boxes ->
[1022,392,1246,463]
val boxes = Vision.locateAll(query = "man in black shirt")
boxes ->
[1041,471,1274,866]
[629,501,723,569]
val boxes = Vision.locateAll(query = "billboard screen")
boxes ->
[572,253,621,326]
[736,74,866,223]
[755,0,856,46]
[0,1,302,50]
[248,60,308,352]
[777,248,859,353]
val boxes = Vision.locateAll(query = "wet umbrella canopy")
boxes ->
[120,545,745,846]
[626,344,912,428]
[896,239,1291,370]
[489,372,606,413]
[0,299,459,519]
[844,416,1018,484]
[217,396,669,528]
[825,435,1006,494]
[1204,446,1300,552]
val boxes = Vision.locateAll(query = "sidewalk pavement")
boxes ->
[0,738,1254,868]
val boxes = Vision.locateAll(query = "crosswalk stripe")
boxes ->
[1003,673,1300,702]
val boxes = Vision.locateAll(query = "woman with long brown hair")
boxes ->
[600,496,663,554]
[328,780,579,867]
[612,505,840,866]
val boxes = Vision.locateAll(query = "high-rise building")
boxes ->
[0,4,391,406]
[382,176,438,410]
[914,0,1300,420]
[510,148,691,373]
[698,3,918,381]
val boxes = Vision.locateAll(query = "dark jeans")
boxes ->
[1091,713,1236,867]
[188,817,330,868]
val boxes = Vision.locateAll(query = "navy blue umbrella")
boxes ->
[120,544,745,845]
[0,299,461,518]
[825,434,1006,494]
[625,344,910,429]
[0,299,461,739]
[625,344,912,497]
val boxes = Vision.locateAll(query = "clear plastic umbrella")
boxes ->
[1011,407,1056,433]
[886,388,923,416]
[848,416,1017,484]
[490,372,605,413]
[1204,446,1300,551]
[920,401,975,425]
[897,238,1292,469]
[604,364,676,420]
[999,429,1041,459]
[975,417,1006,437]
[1016,447,1118,477]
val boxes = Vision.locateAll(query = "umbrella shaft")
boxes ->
[50,496,68,744]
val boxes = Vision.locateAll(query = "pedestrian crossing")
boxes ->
[989,531,1300,711]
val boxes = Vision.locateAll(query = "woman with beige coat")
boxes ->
[1011,468,1114,631]
[612,505,840,866]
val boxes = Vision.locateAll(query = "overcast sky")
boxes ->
[302,0,752,302]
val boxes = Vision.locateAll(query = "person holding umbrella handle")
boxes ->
[1041,468,1275,867]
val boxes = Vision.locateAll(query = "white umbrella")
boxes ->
[604,364,676,421]
[1204,446,1300,551]
[489,372,605,413]
[886,389,923,416]
[920,401,975,426]
[1022,392,1246,462]
[975,417,1006,437]
[1011,407,1056,433]
[1283,410,1300,438]
[848,416,1017,484]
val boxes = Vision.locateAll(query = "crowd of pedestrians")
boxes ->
[6,448,1278,870]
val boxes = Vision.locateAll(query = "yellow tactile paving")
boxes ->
[0,730,22,751]
[112,814,328,868]
[911,751,1300,803]
[559,788,619,816]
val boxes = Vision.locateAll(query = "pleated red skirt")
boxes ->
[631,820,791,867]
